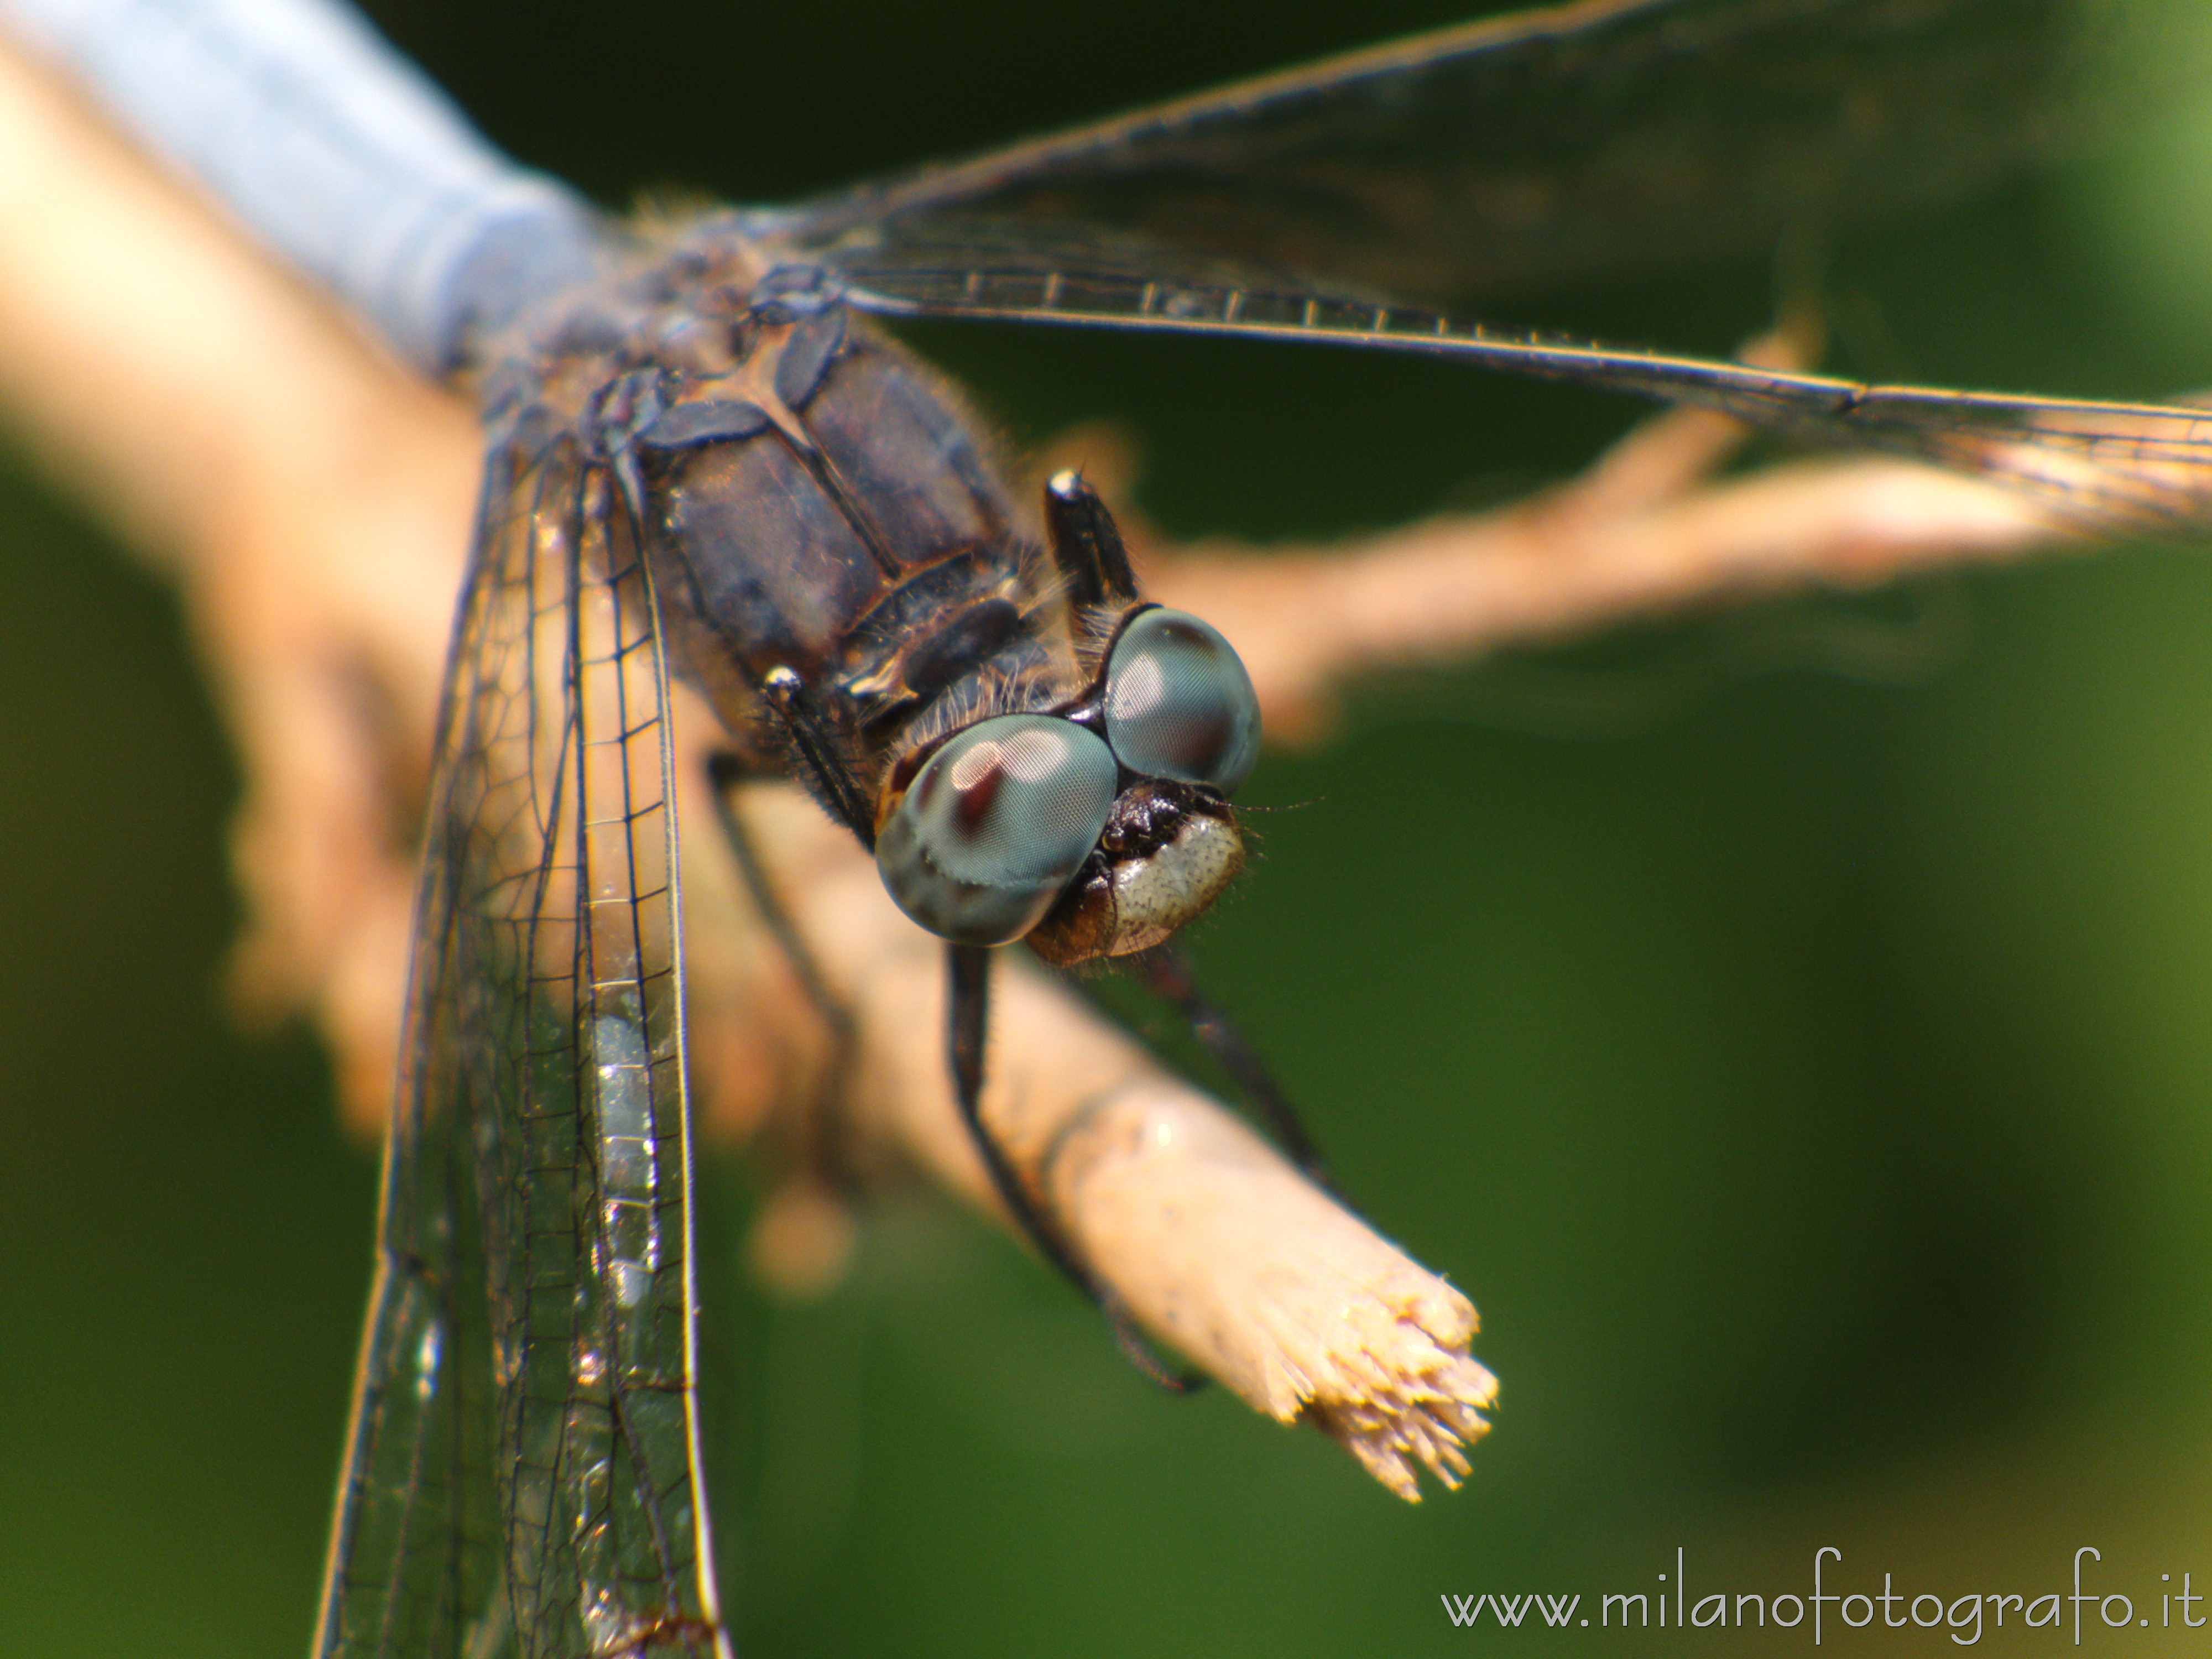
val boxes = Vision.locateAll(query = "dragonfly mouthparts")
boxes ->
[1026,782,1246,965]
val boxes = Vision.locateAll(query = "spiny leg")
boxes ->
[705,749,859,1191]
[1044,469,1139,605]
[946,943,1201,1392]
[1125,942,1348,1206]
[759,664,876,846]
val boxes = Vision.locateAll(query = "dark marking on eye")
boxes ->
[951,757,1005,839]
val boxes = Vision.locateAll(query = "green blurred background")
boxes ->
[7,1,2212,1652]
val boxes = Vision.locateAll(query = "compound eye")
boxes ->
[1102,609,1261,794]
[876,715,1118,945]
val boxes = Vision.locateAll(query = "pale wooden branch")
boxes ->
[0,35,2094,1495]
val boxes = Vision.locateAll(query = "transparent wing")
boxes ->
[315,422,728,1658]
[780,0,2100,306]
[837,244,2212,539]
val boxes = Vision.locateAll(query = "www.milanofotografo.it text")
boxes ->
[1442,1548,2210,1644]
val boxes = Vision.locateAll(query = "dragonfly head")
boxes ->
[874,606,1261,961]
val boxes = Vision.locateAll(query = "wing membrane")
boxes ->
[316,418,728,1658]
[782,0,2103,305]
[840,248,2212,538]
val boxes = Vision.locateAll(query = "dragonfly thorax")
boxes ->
[503,229,1262,961]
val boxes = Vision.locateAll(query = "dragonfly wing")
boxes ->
[780,0,2100,306]
[837,244,2212,539]
[312,769,495,1656]
[316,420,728,1658]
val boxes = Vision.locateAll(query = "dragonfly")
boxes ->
[9,0,2212,1655]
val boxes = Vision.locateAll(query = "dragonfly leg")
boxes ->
[1043,471,1140,606]
[945,942,1202,1393]
[706,750,860,1187]
[1124,943,1349,1206]
[758,665,878,846]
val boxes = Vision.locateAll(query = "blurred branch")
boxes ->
[1140,382,2062,748]
[0,35,2085,1495]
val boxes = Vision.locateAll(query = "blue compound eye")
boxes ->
[876,715,1119,945]
[1102,609,1261,794]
